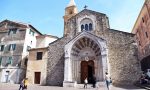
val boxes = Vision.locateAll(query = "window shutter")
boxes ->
[8,44,11,51]
[8,57,12,64]
[8,30,11,35]
[0,57,2,65]
[0,45,4,51]
[12,44,16,50]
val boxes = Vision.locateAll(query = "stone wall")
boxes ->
[106,29,141,86]
[47,37,71,86]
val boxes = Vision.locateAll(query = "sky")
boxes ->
[0,0,144,37]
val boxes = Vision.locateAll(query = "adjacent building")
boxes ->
[26,35,58,85]
[132,0,150,71]
[0,20,42,83]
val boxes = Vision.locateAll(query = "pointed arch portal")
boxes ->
[71,37,101,83]
[63,32,107,85]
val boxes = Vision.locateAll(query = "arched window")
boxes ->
[80,18,93,32]
[81,25,84,31]
[85,24,88,31]
[89,23,92,31]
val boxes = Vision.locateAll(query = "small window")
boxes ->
[8,28,17,35]
[85,24,88,31]
[8,44,16,51]
[36,52,43,60]
[145,32,148,38]
[0,45,4,51]
[89,23,92,31]
[6,71,10,73]
[142,17,145,23]
[69,11,73,14]
[81,25,84,31]
[29,29,35,36]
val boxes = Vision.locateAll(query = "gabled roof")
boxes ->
[36,34,59,39]
[68,9,107,21]
[0,19,28,27]
[0,19,42,35]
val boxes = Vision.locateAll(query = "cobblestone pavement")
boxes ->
[0,83,145,90]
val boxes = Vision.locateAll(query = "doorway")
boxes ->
[5,71,10,83]
[34,72,41,84]
[81,60,94,83]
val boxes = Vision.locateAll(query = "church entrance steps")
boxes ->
[63,81,106,88]
[75,84,94,89]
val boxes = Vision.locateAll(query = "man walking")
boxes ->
[105,72,111,90]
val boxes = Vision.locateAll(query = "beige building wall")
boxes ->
[36,35,58,48]
[26,48,48,85]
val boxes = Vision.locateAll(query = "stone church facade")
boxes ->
[45,0,141,87]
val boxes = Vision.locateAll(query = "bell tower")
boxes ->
[63,0,78,36]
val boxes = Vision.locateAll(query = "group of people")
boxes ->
[84,72,112,90]
[84,75,96,88]
[140,69,150,85]
[19,78,28,90]
[20,73,112,90]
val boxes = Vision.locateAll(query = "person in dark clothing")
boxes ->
[92,75,96,88]
[140,73,148,84]
[19,79,25,90]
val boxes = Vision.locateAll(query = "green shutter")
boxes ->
[12,44,16,50]
[8,57,12,64]
[0,57,2,65]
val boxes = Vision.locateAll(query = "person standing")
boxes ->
[24,78,28,90]
[19,79,25,90]
[84,78,88,88]
[105,72,111,90]
[92,75,96,88]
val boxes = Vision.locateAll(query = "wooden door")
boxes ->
[81,61,88,83]
[34,72,41,84]
[88,60,95,83]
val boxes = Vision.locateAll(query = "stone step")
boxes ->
[75,82,106,89]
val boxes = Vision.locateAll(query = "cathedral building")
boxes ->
[30,0,141,87]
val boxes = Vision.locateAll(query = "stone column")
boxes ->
[64,57,72,82]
